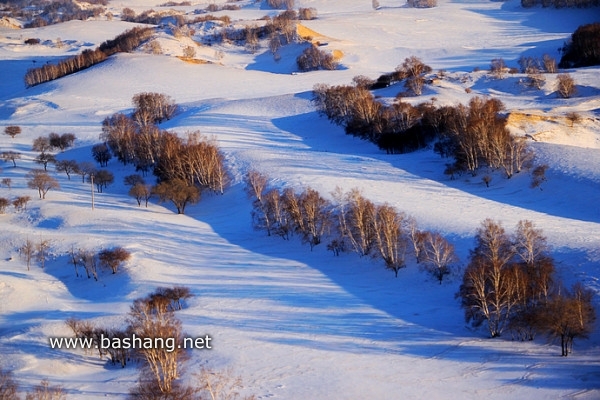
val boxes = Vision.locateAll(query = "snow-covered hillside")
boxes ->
[1,0,599,398]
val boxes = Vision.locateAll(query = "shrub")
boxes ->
[297,45,338,71]
[556,73,576,98]
[299,7,317,20]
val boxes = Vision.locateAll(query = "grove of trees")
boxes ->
[458,219,595,355]
[25,27,153,87]
[97,93,227,214]
[314,72,533,178]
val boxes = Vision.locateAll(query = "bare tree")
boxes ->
[153,179,200,214]
[0,368,19,399]
[539,283,596,356]
[297,45,338,71]
[458,219,516,337]
[55,159,80,180]
[195,366,250,400]
[35,152,56,171]
[92,169,114,193]
[36,237,51,269]
[340,188,377,257]
[244,25,260,54]
[373,204,407,277]
[32,136,54,154]
[556,73,576,98]
[91,143,112,167]
[183,45,196,59]
[0,198,9,214]
[299,7,317,20]
[128,295,187,394]
[245,170,268,203]
[297,187,331,250]
[124,174,146,187]
[490,58,506,79]
[406,216,426,263]
[4,125,21,139]
[20,238,35,270]
[79,249,98,280]
[393,56,433,96]
[420,231,458,284]
[565,112,581,128]
[530,164,548,189]
[129,183,152,207]
[98,246,131,274]
[542,54,557,73]
[77,161,96,183]
[132,92,177,126]
[13,196,31,212]
[49,132,76,151]
[25,379,65,400]
[26,169,60,199]
[1,178,11,189]
[1,151,21,168]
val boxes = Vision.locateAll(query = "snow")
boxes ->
[1,0,600,398]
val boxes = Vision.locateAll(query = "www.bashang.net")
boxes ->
[49,334,212,353]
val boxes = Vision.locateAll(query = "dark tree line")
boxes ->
[24,0,105,28]
[559,23,600,68]
[522,0,599,7]
[314,76,533,177]
[458,219,595,355]
[24,27,154,87]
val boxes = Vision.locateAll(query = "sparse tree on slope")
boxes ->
[26,169,60,199]
[152,179,200,214]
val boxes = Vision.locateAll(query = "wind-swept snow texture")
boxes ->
[1,0,599,398]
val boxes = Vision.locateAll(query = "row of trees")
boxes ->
[434,97,533,178]
[458,219,595,355]
[24,27,153,87]
[314,76,534,177]
[246,170,458,280]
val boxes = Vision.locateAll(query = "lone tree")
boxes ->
[91,143,112,167]
[129,182,152,207]
[49,132,76,151]
[35,152,56,171]
[32,136,54,154]
[0,198,9,214]
[55,160,80,180]
[91,169,114,193]
[128,292,187,394]
[26,169,60,199]
[419,231,458,284]
[1,151,21,168]
[98,247,131,274]
[540,283,596,356]
[4,125,21,139]
[152,179,200,214]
